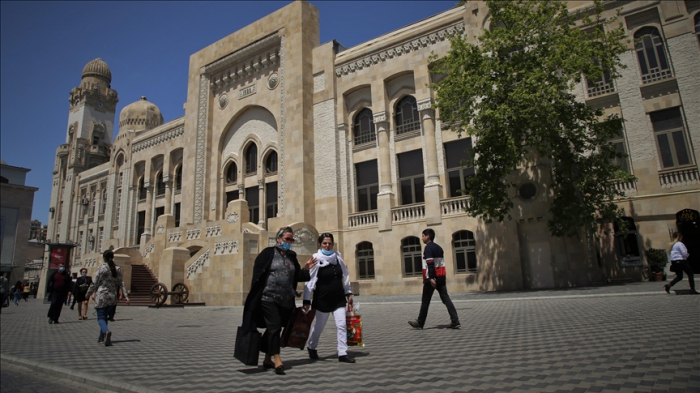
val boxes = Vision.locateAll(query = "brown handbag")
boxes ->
[281,307,316,349]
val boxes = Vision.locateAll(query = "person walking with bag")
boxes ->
[47,264,72,324]
[665,232,697,294]
[86,250,130,346]
[13,281,23,305]
[408,228,461,329]
[303,232,356,363]
[240,226,316,375]
[72,268,92,320]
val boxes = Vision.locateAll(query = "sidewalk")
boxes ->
[2,280,698,393]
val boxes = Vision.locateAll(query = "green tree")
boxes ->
[431,0,635,237]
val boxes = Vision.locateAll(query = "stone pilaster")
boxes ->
[418,98,442,225]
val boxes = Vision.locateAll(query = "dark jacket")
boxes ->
[47,270,72,297]
[241,247,310,330]
[73,276,93,298]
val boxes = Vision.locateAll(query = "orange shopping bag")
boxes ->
[346,302,364,347]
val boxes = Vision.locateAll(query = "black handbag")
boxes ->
[669,261,679,273]
[234,326,261,366]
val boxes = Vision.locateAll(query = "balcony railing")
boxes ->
[587,81,615,97]
[642,67,673,84]
[659,167,699,188]
[348,211,378,228]
[441,196,470,216]
[392,203,425,223]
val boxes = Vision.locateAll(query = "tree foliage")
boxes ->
[431,0,635,237]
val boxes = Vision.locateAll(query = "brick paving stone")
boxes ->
[1,280,698,393]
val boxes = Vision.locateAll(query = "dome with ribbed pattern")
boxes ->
[81,58,111,83]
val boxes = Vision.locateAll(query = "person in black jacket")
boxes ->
[241,226,316,375]
[72,268,93,320]
[47,264,72,324]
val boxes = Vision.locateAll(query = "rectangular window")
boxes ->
[226,190,239,206]
[402,238,423,277]
[398,150,424,205]
[608,129,630,173]
[174,203,181,227]
[444,139,475,198]
[651,107,691,169]
[266,182,278,224]
[77,231,83,259]
[115,189,122,224]
[246,186,259,223]
[100,186,107,214]
[355,160,378,212]
[137,211,145,244]
[154,206,164,227]
[88,229,94,252]
[98,227,103,252]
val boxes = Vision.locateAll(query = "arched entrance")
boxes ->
[676,209,699,274]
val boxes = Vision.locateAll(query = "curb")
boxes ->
[0,353,160,393]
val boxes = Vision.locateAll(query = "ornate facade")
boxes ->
[41,1,700,305]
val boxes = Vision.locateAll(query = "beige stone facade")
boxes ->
[42,1,700,305]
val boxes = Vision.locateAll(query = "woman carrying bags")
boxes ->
[665,232,697,294]
[241,226,316,375]
[86,250,130,346]
[303,232,356,363]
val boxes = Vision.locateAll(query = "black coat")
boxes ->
[73,276,93,301]
[241,247,310,330]
[47,270,72,298]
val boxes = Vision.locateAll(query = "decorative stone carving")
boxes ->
[186,249,210,279]
[417,98,433,112]
[219,93,228,109]
[186,229,201,240]
[156,225,165,235]
[214,240,238,255]
[292,228,317,255]
[243,228,253,234]
[278,35,286,215]
[226,212,239,223]
[373,111,387,123]
[168,232,182,242]
[336,22,464,77]
[205,225,222,237]
[131,127,184,153]
[268,73,279,90]
[194,74,209,225]
[144,241,155,258]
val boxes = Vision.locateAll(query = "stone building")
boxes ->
[1,159,39,285]
[41,1,700,305]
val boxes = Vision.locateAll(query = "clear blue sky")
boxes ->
[1,1,457,223]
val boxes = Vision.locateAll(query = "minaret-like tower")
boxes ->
[47,58,118,244]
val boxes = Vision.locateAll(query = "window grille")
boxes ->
[357,242,375,279]
[453,230,477,273]
[245,144,257,174]
[444,138,475,197]
[402,237,423,277]
[398,150,425,205]
[395,96,420,134]
[353,108,376,145]
[634,27,673,84]
[651,107,691,169]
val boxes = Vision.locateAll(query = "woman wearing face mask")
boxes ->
[241,226,316,375]
[86,250,130,346]
[303,233,355,363]
[73,268,93,320]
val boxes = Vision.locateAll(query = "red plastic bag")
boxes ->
[281,307,316,349]
[346,313,363,347]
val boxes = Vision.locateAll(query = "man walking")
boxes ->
[47,264,72,324]
[408,229,460,329]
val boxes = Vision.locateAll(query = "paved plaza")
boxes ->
[1,280,698,393]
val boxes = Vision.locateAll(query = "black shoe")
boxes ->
[53,320,60,324]
[448,322,461,329]
[49,318,53,324]
[408,320,423,329]
[104,331,112,347]
[70,305,74,310]
[274,365,285,375]
[690,289,699,295]
[262,360,275,369]
[307,348,319,360]
[664,284,670,294]
[338,355,356,363]
[98,339,104,344]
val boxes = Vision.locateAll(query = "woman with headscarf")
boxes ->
[302,232,355,363]
[241,226,316,375]
[86,250,130,346]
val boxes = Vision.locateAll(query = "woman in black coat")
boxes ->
[241,226,316,375]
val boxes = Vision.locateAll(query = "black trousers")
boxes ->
[109,304,117,320]
[668,261,695,291]
[259,300,293,356]
[47,292,66,321]
[417,280,460,325]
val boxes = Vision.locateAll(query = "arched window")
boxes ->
[613,217,641,265]
[156,172,165,196]
[634,27,672,84]
[357,242,375,279]
[225,162,237,184]
[138,177,146,200]
[395,96,420,134]
[453,230,477,273]
[175,165,182,192]
[245,144,257,174]
[402,236,423,277]
[353,108,376,145]
[265,151,278,174]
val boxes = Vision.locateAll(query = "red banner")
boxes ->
[50,246,69,268]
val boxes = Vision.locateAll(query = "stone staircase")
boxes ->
[119,264,158,306]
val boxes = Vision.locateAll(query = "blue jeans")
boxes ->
[96,305,116,340]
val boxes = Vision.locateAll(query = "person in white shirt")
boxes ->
[665,232,697,294]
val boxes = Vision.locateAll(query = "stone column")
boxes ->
[418,98,442,225]
[141,182,153,246]
[164,176,172,215]
[258,180,265,228]
[374,112,394,232]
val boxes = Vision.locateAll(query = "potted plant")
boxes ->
[645,248,667,281]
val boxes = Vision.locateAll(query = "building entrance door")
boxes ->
[676,209,699,274]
